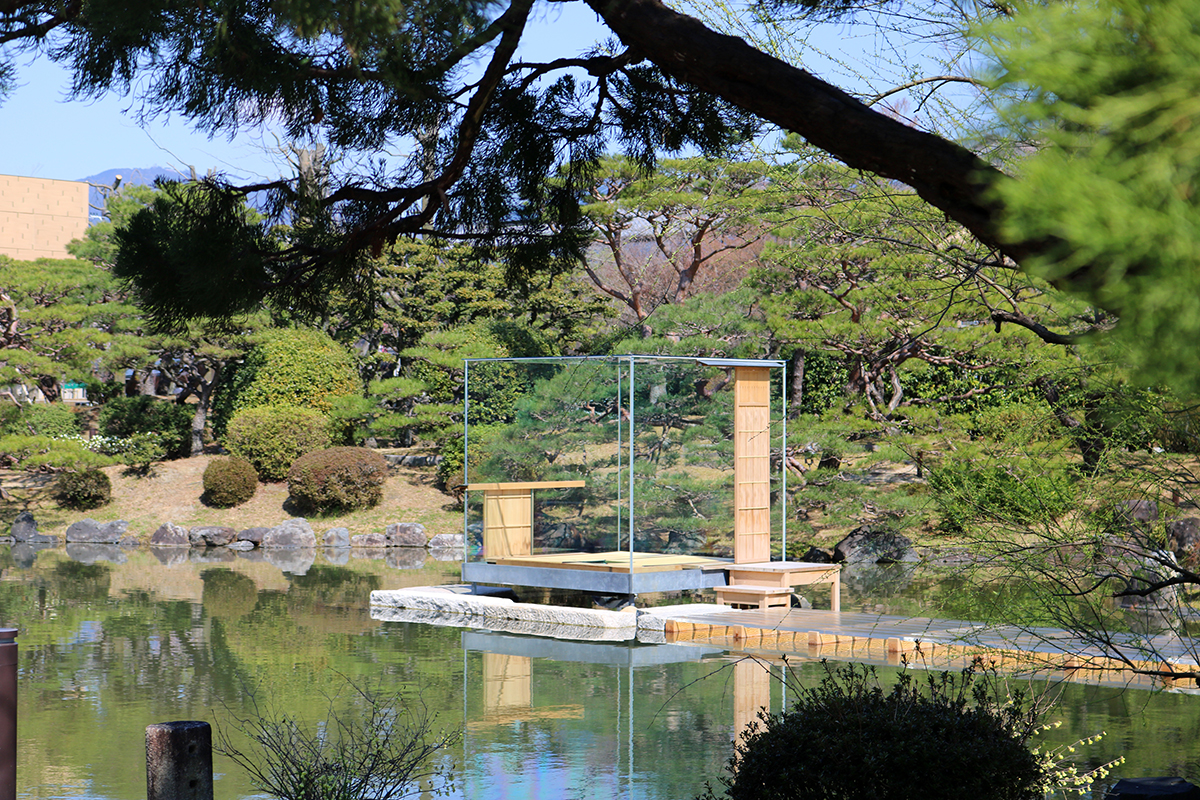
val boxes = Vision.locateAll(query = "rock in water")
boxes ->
[386,522,427,547]
[261,518,316,549]
[150,522,190,547]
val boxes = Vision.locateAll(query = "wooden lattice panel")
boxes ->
[734,367,771,563]
[483,488,534,558]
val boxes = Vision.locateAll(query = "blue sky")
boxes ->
[0,1,612,183]
[0,4,915,185]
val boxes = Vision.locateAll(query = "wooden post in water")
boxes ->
[146,721,213,800]
[0,628,17,800]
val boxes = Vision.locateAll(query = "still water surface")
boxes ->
[3,544,1199,799]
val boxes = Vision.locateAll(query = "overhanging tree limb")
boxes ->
[584,0,1033,265]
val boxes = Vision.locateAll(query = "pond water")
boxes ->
[3,544,1199,800]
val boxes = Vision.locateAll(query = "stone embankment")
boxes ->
[2,510,462,552]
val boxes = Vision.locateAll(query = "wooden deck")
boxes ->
[487,551,732,573]
[653,607,1200,691]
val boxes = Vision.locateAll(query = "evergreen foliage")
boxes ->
[67,184,160,266]
[202,456,259,507]
[700,663,1046,800]
[116,432,170,476]
[112,181,281,330]
[0,404,81,438]
[575,155,780,329]
[0,256,149,399]
[749,155,1079,418]
[287,447,389,513]
[0,434,116,471]
[986,0,1200,394]
[98,396,193,460]
[212,328,359,437]
[53,468,113,510]
[223,405,333,482]
[928,459,1076,532]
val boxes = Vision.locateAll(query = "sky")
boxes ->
[0,2,613,183]
[0,3,919,185]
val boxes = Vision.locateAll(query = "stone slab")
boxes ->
[371,605,637,641]
[370,587,639,632]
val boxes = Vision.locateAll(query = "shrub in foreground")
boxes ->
[224,405,332,482]
[216,681,459,800]
[700,662,1046,800]
[288,446,389,512]
[203,456,259,507]
[54,468,113,510]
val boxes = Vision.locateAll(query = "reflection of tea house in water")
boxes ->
[460,356,841,610]
[462,630,783,797]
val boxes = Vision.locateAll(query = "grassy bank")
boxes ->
[1,454,464,541]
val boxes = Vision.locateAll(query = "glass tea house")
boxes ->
[459,356,841,609]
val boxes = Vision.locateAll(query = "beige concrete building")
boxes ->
[0,174,89,261]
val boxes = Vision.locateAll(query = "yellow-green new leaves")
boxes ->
[985,0,1200,392]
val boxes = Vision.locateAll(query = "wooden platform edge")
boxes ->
[660,623,1199,690]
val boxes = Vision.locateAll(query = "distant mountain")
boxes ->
[79,166,189,223]
[78,165,276,223]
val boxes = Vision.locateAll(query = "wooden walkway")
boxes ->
[652,606,1200,691]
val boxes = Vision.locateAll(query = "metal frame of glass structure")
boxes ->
[460,355,787,596]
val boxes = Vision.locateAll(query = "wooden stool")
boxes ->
[715,585,793,610]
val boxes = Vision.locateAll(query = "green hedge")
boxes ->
[99,396,193,459]
[212,328,360,437]
[223,405,332,482]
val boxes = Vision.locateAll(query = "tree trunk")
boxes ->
[36,376,60,403]
[190,363,221,457]
[788,352,804,418]
[1037,377,1106,471]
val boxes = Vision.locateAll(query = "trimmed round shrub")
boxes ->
[202,456,259,507]
[99,396,193,459]
[53,468,112,510]
[224,405,332,482]
[288,447,389,513]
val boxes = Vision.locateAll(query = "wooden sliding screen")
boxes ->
[733,366,771,563]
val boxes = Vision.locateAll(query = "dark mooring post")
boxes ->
[0,628,17,800]
[146,721,213,800]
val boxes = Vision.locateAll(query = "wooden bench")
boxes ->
[724,561,841,612]
[715,585,794,610]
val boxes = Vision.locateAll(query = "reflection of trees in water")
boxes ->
[49,559,111,601]
[839,563,1054,625]
[201,568,258,620]
[287,565,382,608]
